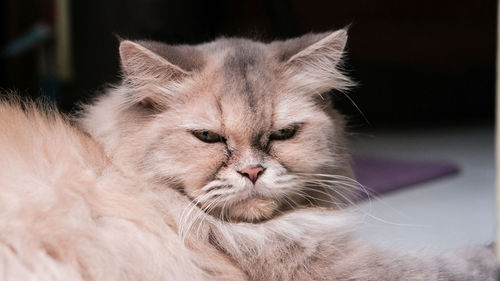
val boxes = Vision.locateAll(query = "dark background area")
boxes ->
[0,0,496,128]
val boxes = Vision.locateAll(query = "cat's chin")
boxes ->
[226,197,278,223]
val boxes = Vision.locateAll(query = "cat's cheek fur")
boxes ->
[142,130,228,192]
[270,125,336,173]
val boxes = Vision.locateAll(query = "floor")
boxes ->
[350,125,495,252]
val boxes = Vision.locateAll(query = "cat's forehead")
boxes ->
[219,44,273,105]
[192,40,314,128]
[197,41,276,128]
[202,38,273,75]
[176,39,321,139]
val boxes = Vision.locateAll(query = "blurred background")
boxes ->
[0,0,497,250]
[0,0,495,126]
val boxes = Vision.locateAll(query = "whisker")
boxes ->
[303,181,359,205]
[300,180,425,227]
[285,188,316,207]
[294,172,374,201]
[280,193,300,210]
[201,180,227,192]
[339,91,371,126]
[194,198,223,237]
[291,185,350,208]
[179,192,213,240]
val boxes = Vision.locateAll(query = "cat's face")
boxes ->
[80,30,354,222]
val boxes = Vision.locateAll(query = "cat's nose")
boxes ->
[238,165,265,184]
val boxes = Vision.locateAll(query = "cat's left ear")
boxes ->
[278,29,353,93]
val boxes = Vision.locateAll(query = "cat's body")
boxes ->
[0,29,497,280]
[0,100,246,280]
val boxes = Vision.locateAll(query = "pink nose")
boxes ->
[238,165,265,184]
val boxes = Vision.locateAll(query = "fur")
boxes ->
[0,29,497,280]
[0,98,244,280]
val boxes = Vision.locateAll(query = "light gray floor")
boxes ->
[350,125,495,252]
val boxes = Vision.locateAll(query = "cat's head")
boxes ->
[79,29,355,222]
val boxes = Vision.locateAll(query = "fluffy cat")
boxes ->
[0,29,496,280]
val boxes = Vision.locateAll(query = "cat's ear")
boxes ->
[119,40,202,109]
[119,40,189,84]
[279,29,353,93]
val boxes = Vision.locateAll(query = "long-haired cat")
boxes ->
[0,29,496,280]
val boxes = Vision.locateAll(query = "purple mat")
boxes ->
[352,156,460,199]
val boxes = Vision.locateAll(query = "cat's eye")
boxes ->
[269,124,299,141]
[192,130,225,143]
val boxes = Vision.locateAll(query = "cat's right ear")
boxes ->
[119,40,189,85]
[118,40,190,109]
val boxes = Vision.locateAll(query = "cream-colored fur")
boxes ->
[0,99,244,280]
[0,98,497,280]
[1,29,497,280]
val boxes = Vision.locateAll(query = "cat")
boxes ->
[76,28,498,280]
[0,29,496,280]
